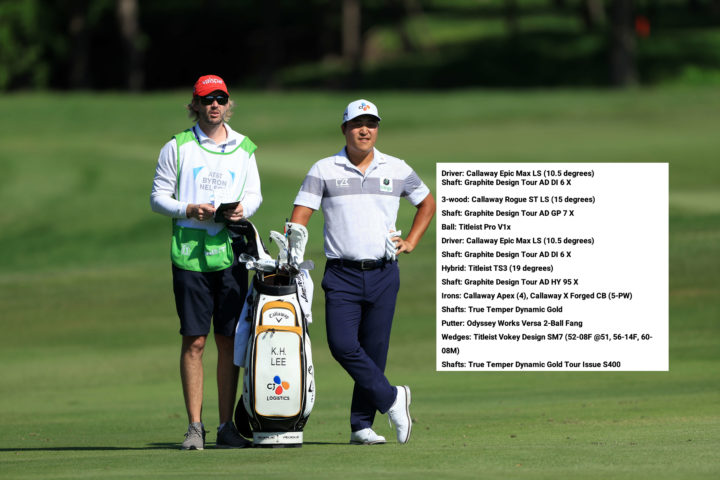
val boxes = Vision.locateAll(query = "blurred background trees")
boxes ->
[1,0,719,91]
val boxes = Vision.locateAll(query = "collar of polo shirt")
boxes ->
[337,147,386,167]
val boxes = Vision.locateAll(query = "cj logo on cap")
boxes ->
[358,102,371,111]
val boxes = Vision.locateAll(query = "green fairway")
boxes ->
[1,88,718,479]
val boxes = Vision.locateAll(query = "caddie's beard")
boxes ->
[200,109,225,126]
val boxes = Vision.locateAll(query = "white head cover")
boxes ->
[286,222,309,265]
[269,230,289,265]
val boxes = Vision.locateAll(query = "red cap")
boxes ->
[193,75,229,97]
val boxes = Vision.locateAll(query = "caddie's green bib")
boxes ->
[169,128,257,272]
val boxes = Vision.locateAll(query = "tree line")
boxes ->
[1,0,719,91]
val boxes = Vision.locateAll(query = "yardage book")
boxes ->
[214,202,240,223]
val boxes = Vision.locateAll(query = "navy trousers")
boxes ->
[322,260,400,432]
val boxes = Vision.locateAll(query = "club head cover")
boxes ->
[226,219,272,261]
[285,222,309,264]
[269,230,289,265]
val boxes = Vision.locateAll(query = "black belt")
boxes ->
[328,258,393,271]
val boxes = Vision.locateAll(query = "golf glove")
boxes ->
[385,230,402,261]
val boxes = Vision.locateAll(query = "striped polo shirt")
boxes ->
[294,147,430,260]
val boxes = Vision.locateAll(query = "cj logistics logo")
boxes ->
[269,375,290,395]
[358,102,371,111]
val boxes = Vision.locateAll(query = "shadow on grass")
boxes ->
[1,443,178,452]
[1,441,348,452]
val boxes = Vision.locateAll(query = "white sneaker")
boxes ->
[387,386,412,444]
[350,428,386,445]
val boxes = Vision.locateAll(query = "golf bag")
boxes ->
[230,220,315,447]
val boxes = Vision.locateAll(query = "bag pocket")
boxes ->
[171,224,233,272]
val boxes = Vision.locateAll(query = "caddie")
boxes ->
[150,74,261,450]
[290,99,435,445]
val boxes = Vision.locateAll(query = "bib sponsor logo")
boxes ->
[198,170,229,192]
[204,244,227,257]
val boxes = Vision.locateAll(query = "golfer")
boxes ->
[290,99,435,444]
[150,74,261,449]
